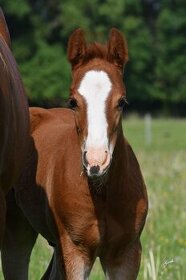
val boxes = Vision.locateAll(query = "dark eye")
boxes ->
[68,98,78,109]
[117,97,128,109]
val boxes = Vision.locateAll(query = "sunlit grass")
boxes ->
[1,118,186,279]
[125,117,186,280]
[123,116,186,151]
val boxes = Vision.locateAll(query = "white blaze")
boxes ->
[78,70,112,148]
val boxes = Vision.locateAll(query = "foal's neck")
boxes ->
[110,125,127,176]
[88,124,126,197]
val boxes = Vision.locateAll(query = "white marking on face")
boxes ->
[78,70,112,149]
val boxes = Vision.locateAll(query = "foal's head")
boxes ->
[68,28,128,177]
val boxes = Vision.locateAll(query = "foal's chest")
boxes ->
[90,192,140,250]
[54,191,103,251]
[55,184,144,256]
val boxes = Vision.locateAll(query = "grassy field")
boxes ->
[1,117,186,279]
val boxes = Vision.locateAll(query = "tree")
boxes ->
[155,3,186,112]
[1,0,185,114]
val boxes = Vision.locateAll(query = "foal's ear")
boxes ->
[107,28,128,70]
[67,28,87,68]
[0,8,11,48]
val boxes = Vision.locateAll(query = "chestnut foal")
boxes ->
[2,29,148,279]
[0,9,29,248]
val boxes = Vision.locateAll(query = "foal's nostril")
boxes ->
[89,165,100,176]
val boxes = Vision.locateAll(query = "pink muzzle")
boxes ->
[83,148,111,176]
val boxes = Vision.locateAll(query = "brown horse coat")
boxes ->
[2,28,148,280]
[2,107,147,279]
[0,8,29,247]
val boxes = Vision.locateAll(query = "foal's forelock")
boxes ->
[78,70,112,149]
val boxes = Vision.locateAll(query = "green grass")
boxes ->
[1,118,186,279]
[125,117,186,280]
[123,117,186,151]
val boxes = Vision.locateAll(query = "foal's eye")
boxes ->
[69,98,78,109]
[117,97,128,109]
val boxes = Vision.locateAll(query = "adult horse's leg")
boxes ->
[100,240,142,280]
[0,188,6,247]
[1,190,38,280]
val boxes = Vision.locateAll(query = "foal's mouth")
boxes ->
[83,164,111,178]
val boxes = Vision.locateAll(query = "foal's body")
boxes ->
[2,107,147,279]
[2,28,148,279]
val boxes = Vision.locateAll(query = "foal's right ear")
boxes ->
[0,8,11,48]
[67,28,87,69]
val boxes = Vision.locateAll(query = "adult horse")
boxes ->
[2,28,148,279]
[0,9,29,248]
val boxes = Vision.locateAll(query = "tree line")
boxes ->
[1,0,186,115]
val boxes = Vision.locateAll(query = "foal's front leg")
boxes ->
[58,234,93,280]
[100,240,142,280]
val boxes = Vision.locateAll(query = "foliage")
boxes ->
[155,6,186,105]
[20,43,70,102]
[1,0,186,114]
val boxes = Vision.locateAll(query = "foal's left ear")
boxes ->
[0,8,11,48]
[67,28,87,69]
[107,28,128,70]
